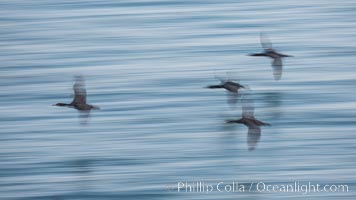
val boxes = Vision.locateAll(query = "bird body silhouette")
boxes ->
[249,33,292,80]
[226,117,270,128]
[53,76,99,111]
[207,80,244,93]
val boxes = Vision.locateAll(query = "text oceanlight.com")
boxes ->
[169,181,349,195]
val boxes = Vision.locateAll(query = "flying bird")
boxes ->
[249,33,292,80]
[226,91,270,150]
[53,76,99,111]
[206,79,245,107]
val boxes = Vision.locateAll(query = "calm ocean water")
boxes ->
[1,0,356,199]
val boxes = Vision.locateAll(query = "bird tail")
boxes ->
[263,122,271,126]
[255,120,271,126]
[91,105,100,110]
[279,53,293,57]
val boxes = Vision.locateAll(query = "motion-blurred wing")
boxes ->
[214,75,226,84]
[260,32,273,50]
[71,76,87,105]
[241,90,255,118]
[79,110,91,125]
[247,127,261,151]
[227,92,239,108]
[225,71,241,82]
[272,57,283,80]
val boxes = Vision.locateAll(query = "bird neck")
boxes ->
[55,103,72,107]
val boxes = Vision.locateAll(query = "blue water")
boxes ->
[1,0,356,199]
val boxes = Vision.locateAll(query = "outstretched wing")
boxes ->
[214,75,226,84]
[71,75,87,105]
[260,32,273,50]
[227,91,239,108]
[247,127,261,151]
[272,57,283,80]
[240,89,255,118]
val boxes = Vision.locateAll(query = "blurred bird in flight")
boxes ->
[249,33,292,80]
[53,75,99,111]
[226,90,270,150]
[206,77,245,107]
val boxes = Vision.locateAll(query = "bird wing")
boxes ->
[241,89,255,118]
[227,91,239,108]
[260,32,273,50]
[214,75,226,84]
[71,76,87,105]
[247,127,261,151]
[272,57,283,80]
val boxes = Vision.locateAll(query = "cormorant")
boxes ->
[226,91,270,150]
[249,33,292,80]
[53,76,99,111]
[206,79,245,107]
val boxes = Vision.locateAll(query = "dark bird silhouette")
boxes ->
[249,33,292,80]
[226,91,270,150]
[206,79,245,107]
[53,76,99,111]
[207,80,244,93]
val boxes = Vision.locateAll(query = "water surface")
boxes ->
[1,0,356,199]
